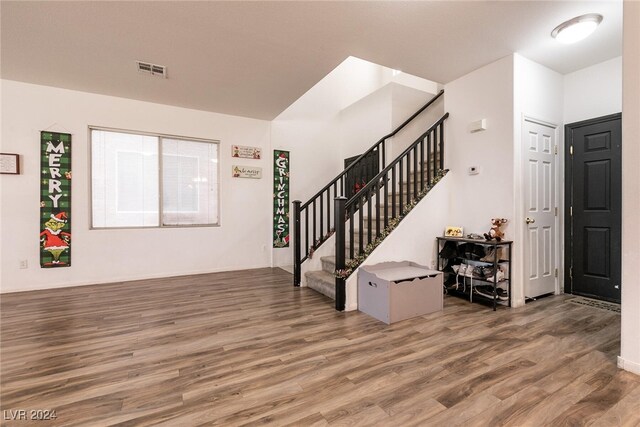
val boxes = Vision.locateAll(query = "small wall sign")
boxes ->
[232,145,262,159]
[232,165,262,179]
[444,226,464,237]
[0,153,20,174]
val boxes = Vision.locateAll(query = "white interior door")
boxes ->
[523,118,557,298]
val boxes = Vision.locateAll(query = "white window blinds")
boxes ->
[91,128,219,229]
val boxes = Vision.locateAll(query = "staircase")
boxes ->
[304,159,439,300]
[293,90,449,310]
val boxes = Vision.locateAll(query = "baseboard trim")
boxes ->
[0,263,272,294]
[618,356,640,375]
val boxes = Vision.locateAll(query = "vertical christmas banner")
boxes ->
[273,150,290,248]
[40,132,72,267]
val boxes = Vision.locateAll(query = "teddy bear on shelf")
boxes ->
[484,218,508,242]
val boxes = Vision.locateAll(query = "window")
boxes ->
[91,128,219,228]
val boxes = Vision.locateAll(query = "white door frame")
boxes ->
[516,115,562,305]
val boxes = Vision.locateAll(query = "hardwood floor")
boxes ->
[1,268,638,426]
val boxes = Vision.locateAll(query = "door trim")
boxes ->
[564,112,622,300]
[521,115,561,300]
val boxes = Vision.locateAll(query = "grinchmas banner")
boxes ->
[273,150,290,248]
[40,131,72,267]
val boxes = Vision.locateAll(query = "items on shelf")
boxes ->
[436,236,513,311]
[484,218,508,242]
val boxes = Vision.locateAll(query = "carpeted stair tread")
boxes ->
[305,270,335,300]
[320,256,353,274]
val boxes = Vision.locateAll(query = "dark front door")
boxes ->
[565,113,622,303]
[344,150,379,199]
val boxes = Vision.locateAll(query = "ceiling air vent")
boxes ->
[136,61,167,78]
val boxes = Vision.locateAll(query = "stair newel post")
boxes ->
[293,200,302,286]
[439,122,444,170]
[335,196,347,311]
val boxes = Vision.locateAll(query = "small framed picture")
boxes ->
[445,226,464,237]
[0,153,20,175]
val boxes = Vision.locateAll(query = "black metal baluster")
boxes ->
[381,141,386,169]
[375,183,380,238]
[383,171,389,229]
[293,200,301,286]
[405,151,411,203]
[326,189,331,235]
[349,205,354,260]
[392,167,397,219]
[367,189,372,246]
[413,146,418,198]
[420,138,425,192]
[408,154,413,202]
[335,197,346,311]
[358,203,364,255]
[439,123,444,170]
[399,160,404,216]
[319,193,324,240]
[305,208,309,257]
[312,200,316,248]
[433,126,439,176]
[427,132,432,184]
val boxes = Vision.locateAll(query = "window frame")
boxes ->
[88,125,221,230]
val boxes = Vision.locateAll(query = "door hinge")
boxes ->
[570,145,574,155]
[570,267,573,279]
[570,206,573,216]
[555,268,558,278]
[554,145,558,155]
[555,207,558,216]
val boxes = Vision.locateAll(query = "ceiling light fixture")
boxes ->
[551,14,603,44]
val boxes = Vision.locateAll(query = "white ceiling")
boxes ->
[0,1,622,120]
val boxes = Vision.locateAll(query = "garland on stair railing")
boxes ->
[308,228,335,260]
[334,169,449,279]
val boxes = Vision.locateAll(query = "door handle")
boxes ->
[525,217,536,224]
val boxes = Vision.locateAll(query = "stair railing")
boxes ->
[292,90,444,287]
[334,112,449,310]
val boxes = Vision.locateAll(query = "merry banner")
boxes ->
[40,131,72,267]
[273,150,290,248]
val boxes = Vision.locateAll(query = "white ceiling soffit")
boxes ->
[0,1,622,120]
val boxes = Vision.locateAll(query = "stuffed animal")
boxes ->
[484,218,508,242]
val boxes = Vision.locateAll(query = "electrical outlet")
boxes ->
[19,260,28,269]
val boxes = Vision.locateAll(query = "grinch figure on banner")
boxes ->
[40,212,71,266]
[274,229,290,248]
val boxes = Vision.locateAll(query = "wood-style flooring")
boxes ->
[1,268,639,426]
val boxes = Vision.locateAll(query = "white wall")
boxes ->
[0,80,272,293]
[620,0,640,376]
[513,54,564,305]
[339,82,443,162]
[338,85,393,161]
[444,55,515,238]
[564,56,622,124]
[389,83,445,160]
[443,54,565,308]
